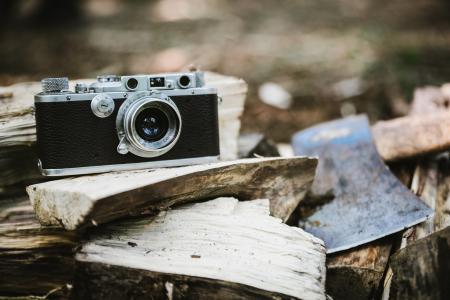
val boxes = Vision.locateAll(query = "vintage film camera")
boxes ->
[34,72,220,176]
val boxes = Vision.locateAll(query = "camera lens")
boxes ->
[135,108,169,142]
[118,95,182,158]
[178,75,191,88]
[126,78,139,90]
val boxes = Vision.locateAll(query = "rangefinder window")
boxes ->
[126,78,139,90]
[178,75,191,88]
[150,77,165,88]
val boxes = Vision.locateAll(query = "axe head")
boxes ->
[292,115,433,253]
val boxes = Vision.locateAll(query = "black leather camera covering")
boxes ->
[35,94,220,169]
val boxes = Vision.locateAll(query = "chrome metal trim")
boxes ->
[34,87,218,103]
[86,73,201,93]
[38,156,220,176]
[177,74,192,88]
[91,94,115,118]
[116,92,182,158]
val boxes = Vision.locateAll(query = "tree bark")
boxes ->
[381,82,450,299]
[389,226,450,300]
[326,239,392,300]
[372,111,450,162]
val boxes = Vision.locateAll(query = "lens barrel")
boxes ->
[116,94,182,158]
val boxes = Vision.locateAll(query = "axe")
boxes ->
[291,112,450,253]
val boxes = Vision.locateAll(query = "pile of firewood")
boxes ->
[1,74,450,300]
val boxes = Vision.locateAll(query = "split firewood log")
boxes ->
[74,197,326,300]
[381,83,450,299]
[409,155,450,239]
[388,226,450,300]
[384,142,450,300]
[407,83,450,236]
[326,238,392,300]
[408,83,450,238]
[27,156,317,230]
[373,83,450,163]
[0,197,78,298]
[409,85,450,115]
[372,111,450,162]
[372,83,450,163]
[0,72,247,197]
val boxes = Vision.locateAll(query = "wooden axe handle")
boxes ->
[372,111,450,161]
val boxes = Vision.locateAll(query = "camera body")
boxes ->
[34,72,220,176]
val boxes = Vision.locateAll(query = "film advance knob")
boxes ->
[91,94,115,118]
[41,77,69,93]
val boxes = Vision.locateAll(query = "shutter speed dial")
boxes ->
[91,94,115,118]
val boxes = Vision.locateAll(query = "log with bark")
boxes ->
[0,197,78,298]
[409,84,450,115]
[409,154,450,239]
[0,72,247,197]
[409,83,450,238]
[380,83,450,299]
[372,111,450,162]
[388,226,450,300]
[27,156,317,230]
[384,141,450,300]
[326,238,393,300]
[370,83,450,162]
[74,197,327,300]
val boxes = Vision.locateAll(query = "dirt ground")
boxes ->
[1,0,450,141]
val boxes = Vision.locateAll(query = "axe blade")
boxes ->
[292,115,433,253]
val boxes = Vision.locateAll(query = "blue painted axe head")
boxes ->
[292,114,433,253]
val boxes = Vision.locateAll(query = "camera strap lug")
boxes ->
[117,137,129,155]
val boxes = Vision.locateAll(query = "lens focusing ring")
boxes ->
[125,100,179,152]
[116,93,182,158]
